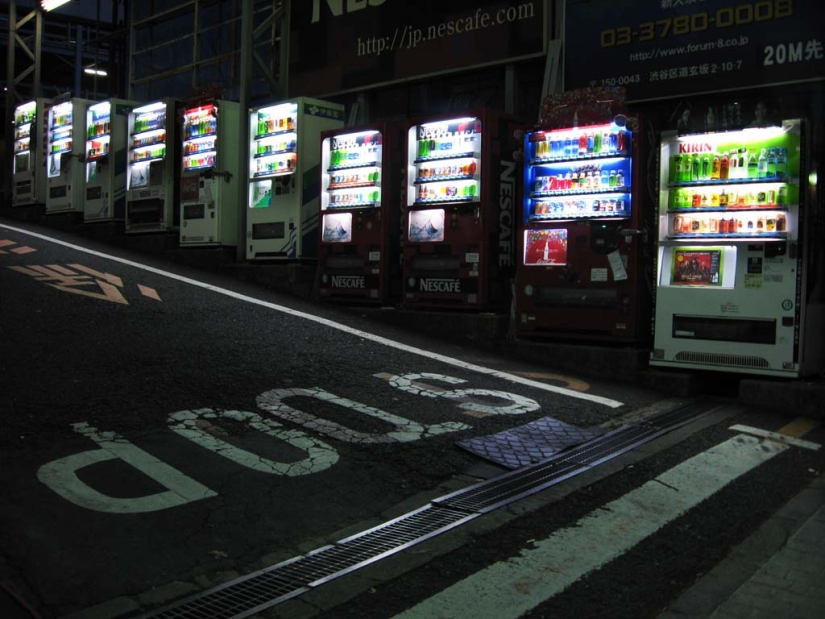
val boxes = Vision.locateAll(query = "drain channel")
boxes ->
[135,398,724,619]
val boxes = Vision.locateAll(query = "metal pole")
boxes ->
[4,0,17,207]
[237,0,253,260]
[75,24,84,98]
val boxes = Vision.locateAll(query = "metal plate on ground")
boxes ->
[456,416,607,469]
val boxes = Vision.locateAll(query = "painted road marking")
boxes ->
[512,372,590,392]
[391,434,786,619]
[37,423,217,513]
[0,223,623,409]
[7,261,161,305]
[0,239,36,254]
[729,424,821,451]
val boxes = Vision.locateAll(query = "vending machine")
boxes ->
[12,98,51,207]
[651,119,823,377]
[317,123,404,303]
[247,98,344,260]
[515,118,646,342]
[46,98,94,215]
[180,100,240,247]
[84,98,138,223]
[125,99,183,233]
[403,110,521,309]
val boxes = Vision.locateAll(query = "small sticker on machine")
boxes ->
[369,251,380,261]
[744,274,763,288]
[465,252,479,263]
[591,268,608,282]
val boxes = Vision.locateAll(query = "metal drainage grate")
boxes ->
[139,505,475,619]
[137,399,724,619]
[674,351,770,369]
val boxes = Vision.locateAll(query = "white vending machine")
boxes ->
[12,98,51,206]
[651,119,823,377]
[180,101,241,247]
[84,98,138,223]
[46,98,94,215]
[125,99,182,233]
[247,98,344,259]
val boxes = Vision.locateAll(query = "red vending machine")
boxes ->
[403,110,521,310]
[515,99,647,342]
[317,123,404,303]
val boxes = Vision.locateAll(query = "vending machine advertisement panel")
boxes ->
[180,101,240,247]
[247,98,344,260]
[403,110,520,309]
[516,118,647,342]
[46,98,93,215]
[12,98,51,207]
[126,99,183,233]
[651,119,823,377]
[317,123,404,303]
[84,99,137,223]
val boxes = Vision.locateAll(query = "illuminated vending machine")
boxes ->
[12,98,51,206]
[84,98,138,223]
[46,98,94,215]
[125,99,183,233]
[515,118,645,342]
[317,123,404,303]
[180,101,240,247]
[651,119,823,377]
[403,110,520,309]
[247,98,344,259]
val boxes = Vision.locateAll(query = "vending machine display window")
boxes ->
[13,101,35,175]
[322,129,382,210]
[523,229,568,266]
[251,102,297,178]
[183,105,218,171]
[48,101,74,179]
[408,117,481,207]
[524,122,632,222]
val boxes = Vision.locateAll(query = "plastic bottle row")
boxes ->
[184,153,216,169]
[416,135,478,159]
[256,139,297,156]
[134,112,166,133]
[50,139,72,153]
[133,145,166,161]
[416,183,477,200]
[15,109,36,125]
[671,212,786,235]
[533,168,626,193]
[88,120,111,138]
[51,113,73,128]
[184,114,217,138]
[329,191,380,205]
[87,140,110,158]
[330,171,380,186]
[256,115,295,137]
[184,139,216,154]
[254,155,295,175]
[134,132,167,149]
[670,185,788,209]
[419,161,477,179]
[534,129,627,160]
[532,197,628,218]
[330,146,380,167]
[670,147,788,183]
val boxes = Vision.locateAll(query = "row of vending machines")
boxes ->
[10,98,822,379]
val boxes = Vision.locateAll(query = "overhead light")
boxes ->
[84,67,108,77]
[41,0,72,12]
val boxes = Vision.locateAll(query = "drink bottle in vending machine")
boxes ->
[403,110,521,310]
[317,123,404,303]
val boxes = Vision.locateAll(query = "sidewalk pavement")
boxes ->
[657,474,825,619]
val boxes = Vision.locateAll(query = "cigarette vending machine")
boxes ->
[46,98,94,215]
[125,99,183,233]
[403,110,520,309]
[515,119,646,342]
[12,98,51,206]
[317,123,404,303]
[84,98,138,223]
[651,119,823,377]
[180,101,240,247]
[247,98,344,260]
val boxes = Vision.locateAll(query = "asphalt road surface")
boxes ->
[1,219,822,619]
